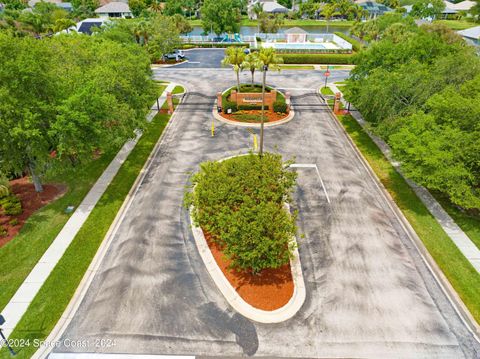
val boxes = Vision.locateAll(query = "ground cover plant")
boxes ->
[186,153,297,274]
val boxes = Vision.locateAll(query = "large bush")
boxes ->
[281,53,354,64]
[186,153,298,274]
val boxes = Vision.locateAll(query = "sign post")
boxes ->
[324,66,330,89]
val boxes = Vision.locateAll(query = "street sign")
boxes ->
[324,71,330,77]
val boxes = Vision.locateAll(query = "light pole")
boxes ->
[259,64,268,157]
[0,315,16,356]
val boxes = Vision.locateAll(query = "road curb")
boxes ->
[320,91,480,341]
[32,85,186,359]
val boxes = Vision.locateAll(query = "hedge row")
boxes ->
[334,32,364,52]
[274,48,352,54]
[280,53,355,64]
[182,43,250,49]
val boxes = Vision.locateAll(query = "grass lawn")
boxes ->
[335,112,480,325]
[0,151,118,312]
[321,86,334,95]
[0,111,172,359]
[434,19,478,30]
[433,193,480,250]
[172,85,185,94]
[279,65,315,70]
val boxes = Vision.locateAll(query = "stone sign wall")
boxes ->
[230,90,277,110]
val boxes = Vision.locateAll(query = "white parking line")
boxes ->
[289,163,331,204]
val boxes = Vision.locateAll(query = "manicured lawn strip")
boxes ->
[433,193,480,250]
[279,65,315,70]
[321,87,334,95]
[0,113,170,359]
[336,113,480,324]
[434,19,478,30]
[161,97,180,110]
[172,85,185,94]
[0,151,117,312]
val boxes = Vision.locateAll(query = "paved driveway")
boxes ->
[178,49,226,68]
[52,69,480,358]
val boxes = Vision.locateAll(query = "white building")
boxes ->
[95,2,132,18]
[458,26,480,48]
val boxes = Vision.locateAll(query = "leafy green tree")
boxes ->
[258,47,282,155]
[410,0,445,19]
[3,0,27,10]
[0,33,156,191]
[71,0,99,19]
[129,0,147,17]
[172,13,192,34]
[147,15,181,62]
[201,0,242,35]
[222,46,246,92]
[258,13,284,33]
[186,153,298,274]
[163,0,184,15]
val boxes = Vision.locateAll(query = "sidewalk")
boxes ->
[1,82,176,338]
[328,83,480,274]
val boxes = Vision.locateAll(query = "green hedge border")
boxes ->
[280,53,355,64]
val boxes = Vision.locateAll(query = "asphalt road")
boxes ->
[53,69,480,358]
[178,48,227,68]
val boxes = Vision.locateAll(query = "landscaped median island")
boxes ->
[218,84,290,125]
[185,153,306,321]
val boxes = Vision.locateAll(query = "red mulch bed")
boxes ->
[204,230,294,311]
[221,110,288,124]
[0,177,67,247]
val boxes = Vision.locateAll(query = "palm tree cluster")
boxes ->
[222,47,283,155]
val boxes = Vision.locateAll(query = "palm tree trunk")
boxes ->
[251,70,255,85]
[259,70,266,156]
[236,69,240,92]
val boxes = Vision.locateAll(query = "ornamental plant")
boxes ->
[186,153,298,274]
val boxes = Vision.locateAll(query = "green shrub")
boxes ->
[281,53,354,64]
[223,101,238,113]
[2,195,22,216]
[238,104,263,111]
[9,218,19,226]
[0,225,6,237]
[273,102,288,113]
[186,153,298,274]
[334,32,364,52]
[0,185,9,198]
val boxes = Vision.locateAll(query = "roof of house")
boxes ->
[458,26,480,40]
[357,1,392,14]
[95,1,130,13]
[451,0,476,11]
[284,27,308,34]
[261,1,288,13]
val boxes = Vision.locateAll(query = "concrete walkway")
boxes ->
[328,83,480,274]
[1,82,176,339]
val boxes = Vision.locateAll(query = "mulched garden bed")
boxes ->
[0,177,66,247]
[221,110,288,124]
[204,230,294,311]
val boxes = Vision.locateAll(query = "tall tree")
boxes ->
[257,48,283,156]
[242,52,262,85]
[222,46,246,92]
[201,0,242,35]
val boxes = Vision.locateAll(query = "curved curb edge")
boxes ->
[189,203,306,324]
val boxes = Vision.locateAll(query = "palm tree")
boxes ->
[321,4,339,33]
[258,47,282,156]
[242,52,262,85]
[53,18,76,33]
[252,2,263,32]
[149,0,163,13]
[222,46,246,93]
